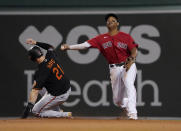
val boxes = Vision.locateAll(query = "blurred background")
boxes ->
[0,0,181,118]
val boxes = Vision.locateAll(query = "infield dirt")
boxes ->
[0,118,181,131]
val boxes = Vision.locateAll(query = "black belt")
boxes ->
[109,62,125,68]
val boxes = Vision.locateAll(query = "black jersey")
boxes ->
[34,50,70,96]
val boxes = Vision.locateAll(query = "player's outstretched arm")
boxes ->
[26,38,54,50]
[60,42,91,51]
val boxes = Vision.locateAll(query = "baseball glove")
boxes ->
[21,102,34,119]
[124,56,136,71]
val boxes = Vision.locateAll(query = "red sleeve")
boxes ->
[127,36,138,51]
[87,36,100,48]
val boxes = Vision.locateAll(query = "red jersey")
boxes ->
[87,32,138,64]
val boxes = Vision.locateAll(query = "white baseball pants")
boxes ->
[109,63,137,116]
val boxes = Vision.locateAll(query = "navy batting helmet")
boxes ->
[28,46,43,61]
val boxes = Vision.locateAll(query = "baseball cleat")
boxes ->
[117,108,128,120]
[67,112,72,117]
[128,113,138,120]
